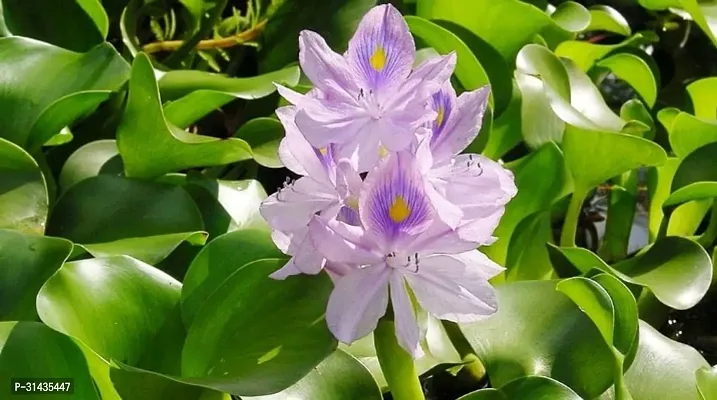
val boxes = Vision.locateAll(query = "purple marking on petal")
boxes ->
[360,152,434,247]
[428,84,456,146]
[347,4,415,93]
[337,205,361,226]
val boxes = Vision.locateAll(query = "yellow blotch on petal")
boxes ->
[436,105,445,127]
[378,144,390,159]
[345,196,359,210]
[388,196,411,223]
[370,47,387,71]
[318,147,328,156]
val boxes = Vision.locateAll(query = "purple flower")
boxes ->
[308,151,503,357]
[260,106,362,278]
[276,4,456,172]
[416,83,518,242]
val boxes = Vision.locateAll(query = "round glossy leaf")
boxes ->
[666,112,717,158]
[1,0,106,52]
[515,71,565,149]
[557,278,615,347]
[182,259,337,396]
[0,321,99,399]
[47,175,205,264]
[586,5,631,36]
[549,2,590,32]
[552,236,712,310]
[0,137,48,235]
[58,139,123,193]
[460,376,582,400]
[0,229,72,321]
[405,16,492,103]
[616,321,708,400]
[117,53,253,179]
[0,37,129,149]
[562,125,667,191]
[37,256,184,372]
[664,182,717,207]
[234,118,284,168]
[613,236,712,310]
[460,280,615,398]
[687,77,717,119]
[591,274,638,358]
[181,229,284,326]
[697,366,717,400]
[597,53,657,107]
[417,0,558,63]
[245,350,382,400]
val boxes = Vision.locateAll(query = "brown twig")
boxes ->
[142,19,267,54]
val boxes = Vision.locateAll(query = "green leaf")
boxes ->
[117,53,253,179]
[0,230,72,321]
[665,111,717,158]
[181,177,269,238]
[687,77,717,119]
[483,142,572,265]
[551,236,712,310]
[591,274,638,357]
[44,127,74,147]
[637,0,717,47]
[109,364,229,400]
[459,280,615,398]
[405,16,492,106]
[244,350,382,400]
[696,365,717,400]
[234,118,284,168]
[586,5,631,36]
[671,141,717,193]
[549,2,591,33]
[47,175,205,265]
[505,212,555,281]
[459,376,582,400]
[159,66,301,102]
[597,53,658,107]
[0,321,100,399]
[482,81,522,159]
[0,137,48,235]
[58,140,123,193]
[181,229,283,326]
[620,99,655,139]
[618,321,708,399]
[417,0,562,64]
[0,37,129,149]
[555,33,652,72]
[37,256,185,374]
[1,0,107,51]
[557,278,615,346]
[562,125,667,191]
[182,259,337,396]
[259,0,377,72]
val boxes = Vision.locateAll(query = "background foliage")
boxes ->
[1,0,717,399]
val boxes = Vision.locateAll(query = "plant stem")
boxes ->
[561,186,588,247]
[374,319,425,400]
[142,19,267,54]
[441,321,487,382]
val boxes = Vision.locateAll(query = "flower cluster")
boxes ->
[260,4,517,357]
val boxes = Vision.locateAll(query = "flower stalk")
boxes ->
[375,318,425,400]
[142,19,267,54]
